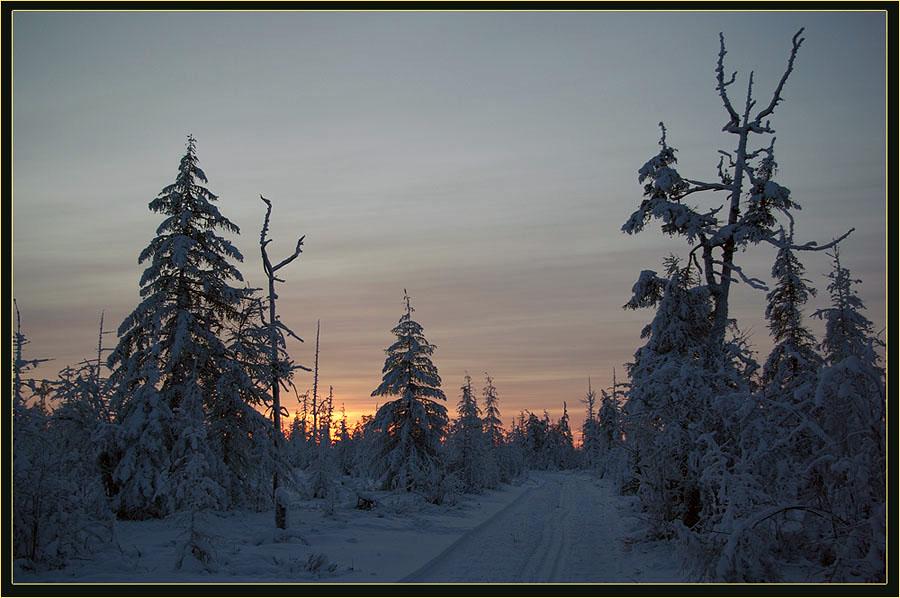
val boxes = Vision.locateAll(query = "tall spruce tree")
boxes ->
[751,224,823,519]
[762,224,822,395]
[482,373,503,448]
[580,379,601,469]
[481,372,508,485]
[369,291,448,493]
[106,135,250,518]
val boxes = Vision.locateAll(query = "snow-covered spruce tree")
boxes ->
[47,316,116,520]
[521,411,548,470]
[482,373,503,449]
[12,309,114,570]
[755,224,823,504]
[106,135,249,519]
[480,372,507,485]
[448,373,487,493]
[625,255,768,572]
[696,233,824,582]
[208,294,292,512]
[597,386,620,454]
[308,384,339,506]
[595,379,626,482]
[622,257,718,534]
[548,403,577,469]
[805,247,886,582]
[288,391,312,468]
[369,291,449,499]
[762,225,822,393]
[502,418,527,481]
[350,413,377,481]
[12,302,60,565]
[333,404,354,476]
[711,247,885,582]
[580,379,601,470]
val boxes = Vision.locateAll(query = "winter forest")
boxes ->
[9,22,887,587]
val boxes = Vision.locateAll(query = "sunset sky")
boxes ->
[11,10,887,433]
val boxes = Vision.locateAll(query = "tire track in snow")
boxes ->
[518,473,571,582]
[400,470,687,583]
[402,472,576,583]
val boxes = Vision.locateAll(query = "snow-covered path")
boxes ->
[401,470,686,583]
[14,470,688,585]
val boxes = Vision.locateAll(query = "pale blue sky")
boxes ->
[12,10,887,427]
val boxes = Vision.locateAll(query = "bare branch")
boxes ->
[763,227,854,252]
[711,260,769,290]
[716,32,741,128]
[259,194,273,247]
[275,319,304,343]
[272,235,305,272]
[754,28,805,124]
[745,137,775,162]
[742,71,756,123]
[680,179,732,196]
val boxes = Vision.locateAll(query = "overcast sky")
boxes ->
[11,10,887,430]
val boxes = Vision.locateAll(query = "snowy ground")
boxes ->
[14,470,689,585]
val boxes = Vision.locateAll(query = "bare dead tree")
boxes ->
[311,319,320,445]
[259,194,308,529]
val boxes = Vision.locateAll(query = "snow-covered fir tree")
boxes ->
[521,411,548,470]
[751,225,824,513]
[594,383,625,482]
[762,225,822,395]
[106,135,250,519]
[482,373,503,449]
[13,305,115,568]
[580,379,601,470]
[712,247,885,583]
[806,247,886,581]
[12,303,56,563]
[622,257,718,532]
[481,372,512,484]
[208,295,289,512]
[369,291,449,495]
[448,373,487,493]
[333,403,354,476]
[597,385,620,454]
[307,385,338,503]
[548,403,577,470]
[48,321,115,515]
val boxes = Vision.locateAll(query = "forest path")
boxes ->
[400,470,686,583]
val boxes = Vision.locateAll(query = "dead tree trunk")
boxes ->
[259,195,306,529]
